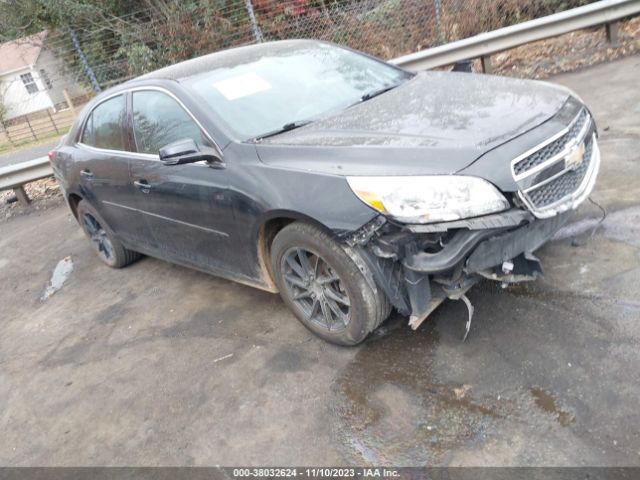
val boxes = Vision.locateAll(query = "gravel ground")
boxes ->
[0,177,64,222]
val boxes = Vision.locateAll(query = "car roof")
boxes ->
[132,39,323,83]
[72,40,336,146]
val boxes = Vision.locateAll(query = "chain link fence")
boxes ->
[0,0,598,149]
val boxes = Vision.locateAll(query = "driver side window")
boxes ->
[132,91,208,155]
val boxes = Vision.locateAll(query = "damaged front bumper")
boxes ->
[345,208,572,332]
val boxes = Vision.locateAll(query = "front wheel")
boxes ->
[270,222,389,346]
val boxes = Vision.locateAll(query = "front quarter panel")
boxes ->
[225,143,377,273]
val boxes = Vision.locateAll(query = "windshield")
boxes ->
[182,42,410,140]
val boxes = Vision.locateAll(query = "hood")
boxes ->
[255,71,570,176]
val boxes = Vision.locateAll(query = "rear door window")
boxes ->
[132,90,207,155]
[81,95,126,151]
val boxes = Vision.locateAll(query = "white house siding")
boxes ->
[0,50,88,121]
[35,49,87,105]
[0,67,54,120]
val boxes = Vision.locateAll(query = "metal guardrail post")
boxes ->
[0,157,53,204]
[13,186,30,205]
[480,55,492,74]
[606,22,620,45]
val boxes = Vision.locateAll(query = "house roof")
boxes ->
[0,31,48,76]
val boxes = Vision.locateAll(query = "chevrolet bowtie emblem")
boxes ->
[565,143,585,171]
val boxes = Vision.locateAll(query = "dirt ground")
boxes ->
[0,56,639,466]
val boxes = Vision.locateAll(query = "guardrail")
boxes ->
[0,157,53,205]
[1,0,639,206]
[391,0,640,72]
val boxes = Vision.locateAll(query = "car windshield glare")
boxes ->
[182,43,410,140]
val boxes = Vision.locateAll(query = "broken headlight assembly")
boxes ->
[347,175,510,224]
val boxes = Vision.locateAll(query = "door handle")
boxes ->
[134,179,151,193]
[80,169,94,179]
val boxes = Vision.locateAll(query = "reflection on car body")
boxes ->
[51,40,599,345]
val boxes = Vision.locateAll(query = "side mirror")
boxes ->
[159,138,223,167]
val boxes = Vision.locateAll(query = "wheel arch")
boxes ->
[67,192,83,220]
[254,210,338,292]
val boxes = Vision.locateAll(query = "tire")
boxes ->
[76,200,140,268]
[270,222,390,346]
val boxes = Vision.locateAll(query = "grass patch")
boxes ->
[0,131,65,156]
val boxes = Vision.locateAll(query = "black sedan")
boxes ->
[51,40,600,345]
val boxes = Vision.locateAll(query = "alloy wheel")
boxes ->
[281,247,351,332]
[82,213,115,262]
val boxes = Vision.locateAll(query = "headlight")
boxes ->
[347,175,510,224]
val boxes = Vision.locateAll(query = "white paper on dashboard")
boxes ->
[213,73,271,101]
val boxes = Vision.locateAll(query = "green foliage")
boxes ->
[0,0,148,41]
[112,0,254,75]
[117,44,156,76]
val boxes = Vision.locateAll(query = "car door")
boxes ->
[128,88,237,273]
[75,93,142,245]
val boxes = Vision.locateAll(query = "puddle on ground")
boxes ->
[529,387,574,427]
[507,265,640,318]
[41,256,74,301]
[601,206,640,247]
[553,205,640,247]
[332,309,578,466]
[553,217,600,240]
[615,299,640,315]
[332,319,509,465]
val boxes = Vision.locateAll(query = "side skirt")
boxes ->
[121,242,279,293]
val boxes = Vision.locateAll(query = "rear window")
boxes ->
[81,95,126,151]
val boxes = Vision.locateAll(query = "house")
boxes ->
[0,31,87,122]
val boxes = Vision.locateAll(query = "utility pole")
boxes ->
[68,28,102,93]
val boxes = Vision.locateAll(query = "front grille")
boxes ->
[512,107,599,218]
[524,136,593,208]
[513,109,589,176]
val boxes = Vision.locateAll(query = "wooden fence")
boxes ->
[0,93,89,149]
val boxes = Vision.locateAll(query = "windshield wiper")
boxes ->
[360,83,402,102]
[253,120,314,141]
